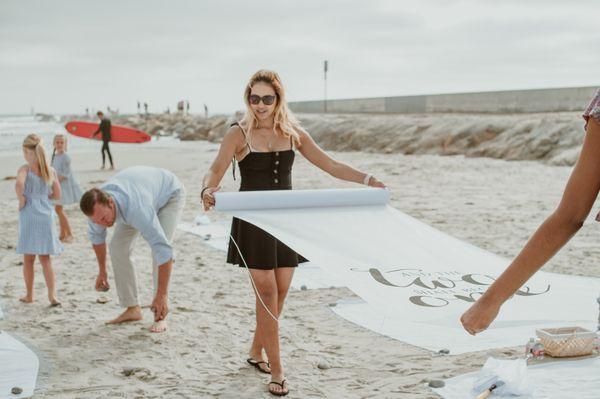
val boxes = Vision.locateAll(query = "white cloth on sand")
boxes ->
[0,331,39,399]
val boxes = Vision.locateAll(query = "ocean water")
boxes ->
[0,115,98,154]
[0,115,192,156]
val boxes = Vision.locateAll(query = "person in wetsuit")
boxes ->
[92,111,114,170]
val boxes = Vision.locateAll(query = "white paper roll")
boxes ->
[214,188,390,211]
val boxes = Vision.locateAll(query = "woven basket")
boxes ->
[536,327,598,358]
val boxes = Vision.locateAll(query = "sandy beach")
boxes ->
[1,135,599,398]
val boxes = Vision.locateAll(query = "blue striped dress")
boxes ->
[17,170,64,255]
[52,153,83,206]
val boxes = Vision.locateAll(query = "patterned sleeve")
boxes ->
[583,89,600,129]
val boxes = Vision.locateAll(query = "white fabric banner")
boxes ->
[178,218,344,290]
[215,189,600,344]
[0,331,39,399]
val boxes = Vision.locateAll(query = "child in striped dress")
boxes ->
[51,134,83,242]
[16,134,63,306]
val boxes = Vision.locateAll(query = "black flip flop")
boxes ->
[268,380,289,396]
[246,358,271,374]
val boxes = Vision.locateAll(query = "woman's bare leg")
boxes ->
[20,254,35,303]
[39,255,60,306]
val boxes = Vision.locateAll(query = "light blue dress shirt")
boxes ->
[88,166,183,266]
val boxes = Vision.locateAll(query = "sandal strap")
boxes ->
[269,379,287,388]
[248,358,271,371]
[247,358,269,365]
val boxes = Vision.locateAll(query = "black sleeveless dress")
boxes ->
[226,124,307,269]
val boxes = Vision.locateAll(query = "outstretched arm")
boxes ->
[461,118,600,334]
[201,126,244,210]
[92,243,110,291]
[296,129,385,187]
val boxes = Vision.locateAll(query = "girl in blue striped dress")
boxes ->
[16,134,63,306]
[51,134,83,243]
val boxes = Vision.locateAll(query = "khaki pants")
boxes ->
[109,188,186,308]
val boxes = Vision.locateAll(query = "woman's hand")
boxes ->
[368,176,386,188]
[202,186,220,211]
[460,295,502,335]
[18,196,26,211]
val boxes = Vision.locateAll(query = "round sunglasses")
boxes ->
[248,94,277,105]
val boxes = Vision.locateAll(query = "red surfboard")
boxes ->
[65,120,151,143]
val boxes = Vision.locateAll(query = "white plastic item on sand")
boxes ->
[433,356,600,398]
[0,331,39,399]
[193,214,212,226]
[178,221,229,252]
[213,188,600,352]
[472,358,533,396]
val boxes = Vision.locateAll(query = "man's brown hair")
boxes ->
[80,188,111,216]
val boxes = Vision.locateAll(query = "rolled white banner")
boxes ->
[214,188,390,211]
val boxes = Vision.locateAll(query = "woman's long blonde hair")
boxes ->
[23,134,52,183]
[240,70,302,146]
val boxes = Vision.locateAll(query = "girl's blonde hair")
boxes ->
[240,69,302,146]
[23,134,53,183]
[52,134,68,163]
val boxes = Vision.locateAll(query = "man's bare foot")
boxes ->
[19,296,33,303]
[106,306,143,325]
[149,320,167,333]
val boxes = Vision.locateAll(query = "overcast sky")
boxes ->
[1,0,599,115]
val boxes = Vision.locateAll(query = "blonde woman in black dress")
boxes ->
[201,70,385,396]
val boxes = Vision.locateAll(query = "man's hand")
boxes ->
[151,293,169,322]
[95,273,110,292]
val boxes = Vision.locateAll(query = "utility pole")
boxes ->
[323,60,328,113]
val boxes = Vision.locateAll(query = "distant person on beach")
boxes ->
[16,134,63,306]
[92,111,114,170]
[137,101,141,114]
[51,134,83,243]
[186,100,190,115]
[177,100,184,113]
[461,89,600,335]
[80,166,186,333]
[144,102,149,115]
[204,103,208,119]
[200,69,385,396]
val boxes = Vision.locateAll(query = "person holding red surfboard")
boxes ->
[92,111,115,170]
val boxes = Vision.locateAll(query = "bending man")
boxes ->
[80,166,185,333]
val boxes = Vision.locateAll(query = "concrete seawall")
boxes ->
[289,86,598,114]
